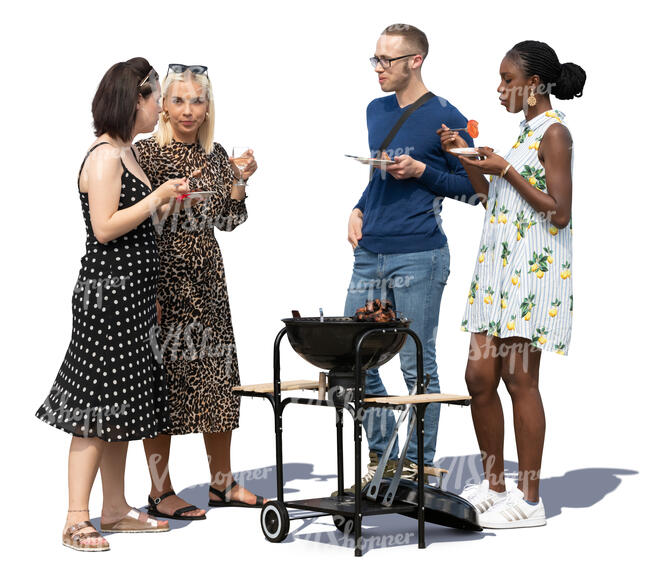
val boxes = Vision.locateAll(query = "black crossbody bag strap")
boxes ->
[369,91,435,181]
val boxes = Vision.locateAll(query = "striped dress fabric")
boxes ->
[461,110,573,355]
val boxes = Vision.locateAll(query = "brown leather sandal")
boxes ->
[62,520,110,552]
[100,508,170,533]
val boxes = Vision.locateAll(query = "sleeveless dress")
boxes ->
[35,142,170,440]
[134,138,247,434]
[461,110,573,355]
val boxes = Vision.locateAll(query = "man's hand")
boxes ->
[348,208,363,249]
[384,154,426,180]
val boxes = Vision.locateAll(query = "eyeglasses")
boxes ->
[167,64,209,76]
[137,67,158,89]
[369,54,418,69]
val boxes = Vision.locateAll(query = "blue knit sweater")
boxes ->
[355,94,478,253]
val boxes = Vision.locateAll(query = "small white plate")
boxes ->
[345,154,394,166]
[185,191,218,197]
[449,148,480,156]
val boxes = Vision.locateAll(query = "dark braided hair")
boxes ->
[506,40,586,100]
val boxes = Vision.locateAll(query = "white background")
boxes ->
[1,0,646,564]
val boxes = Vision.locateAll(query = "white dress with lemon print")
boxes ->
[461,110,573,355]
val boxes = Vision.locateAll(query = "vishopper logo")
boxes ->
[280,385,418,426]
[439,452,538,493]
[501,82,557,112]
[148,452,274,493]
[150,199,247,234]
[369,146,415,161]
[301,525,415,551]
[39,385,131,438]
[370,146,415,181]
[347,274,415,303]
[74,275,130,310]
[467,332,537,373]
[148,321,236,369]
[429,194,560,225]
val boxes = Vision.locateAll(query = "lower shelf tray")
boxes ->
[286,496,416,517]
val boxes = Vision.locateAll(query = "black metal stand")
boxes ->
[237,326,469,557]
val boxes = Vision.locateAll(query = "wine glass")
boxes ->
[231,146,252,186]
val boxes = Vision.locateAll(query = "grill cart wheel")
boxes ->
[332,514,354,535]
[261,501,290,543]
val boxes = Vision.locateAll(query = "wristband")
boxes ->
[500,163,512,178]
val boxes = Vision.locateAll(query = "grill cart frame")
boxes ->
[235,324,474,557]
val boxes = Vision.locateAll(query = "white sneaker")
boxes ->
[479,487,546,529]
[459,479,507,514]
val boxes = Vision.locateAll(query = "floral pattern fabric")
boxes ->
[461,110,573,355]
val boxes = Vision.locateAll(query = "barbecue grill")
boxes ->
[234,315,480,557]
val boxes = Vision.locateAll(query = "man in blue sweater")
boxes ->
[344,24,478,489]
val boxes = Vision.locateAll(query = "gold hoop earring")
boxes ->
[527,87,537,107]
[162,111,170,122]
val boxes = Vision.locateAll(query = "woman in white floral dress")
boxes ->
[438,40,585,529]
[461,108,573,352]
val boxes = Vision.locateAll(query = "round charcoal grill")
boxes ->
[281,316,411,372]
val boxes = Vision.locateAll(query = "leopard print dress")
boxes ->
[135,137,247,434]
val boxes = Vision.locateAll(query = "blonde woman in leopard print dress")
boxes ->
[135,65,265,519]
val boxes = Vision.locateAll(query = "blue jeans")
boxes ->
[344,244,450,465]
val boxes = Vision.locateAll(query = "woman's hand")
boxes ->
[229,149,257,181]
[436,123,469,154]
[348,208,363,249]
[459,147,509,176]
[154,178,189,204]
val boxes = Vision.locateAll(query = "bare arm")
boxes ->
[533,123,573,228]
[81,145,187,243]
[494,124,572,227]
[459,123,573,228]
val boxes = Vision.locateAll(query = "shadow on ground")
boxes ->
[93,456,637,551]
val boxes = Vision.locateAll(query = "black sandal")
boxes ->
[208,480,264,508]
[147,490,206,520]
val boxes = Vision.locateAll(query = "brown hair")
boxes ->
[92,57,158,142]
[381,24,429,60]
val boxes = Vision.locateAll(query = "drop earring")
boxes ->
[527,87,537,107]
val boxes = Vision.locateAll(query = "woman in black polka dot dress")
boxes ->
[36,146,170,441]
[35,58,188,552]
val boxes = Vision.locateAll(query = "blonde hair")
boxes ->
[154,71,216,154]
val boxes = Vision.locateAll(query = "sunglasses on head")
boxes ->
[167,64,209,76]
[137,67,159,89]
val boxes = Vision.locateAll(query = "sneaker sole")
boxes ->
[480,516,547,529]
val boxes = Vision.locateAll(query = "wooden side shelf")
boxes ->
[363,393,471,405]
[233,380,320,395]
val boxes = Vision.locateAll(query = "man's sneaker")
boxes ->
[479,487,546,529]
[459,479,507,514]
[330,451,397,497]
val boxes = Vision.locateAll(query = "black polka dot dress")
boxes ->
[35,143,170,442]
